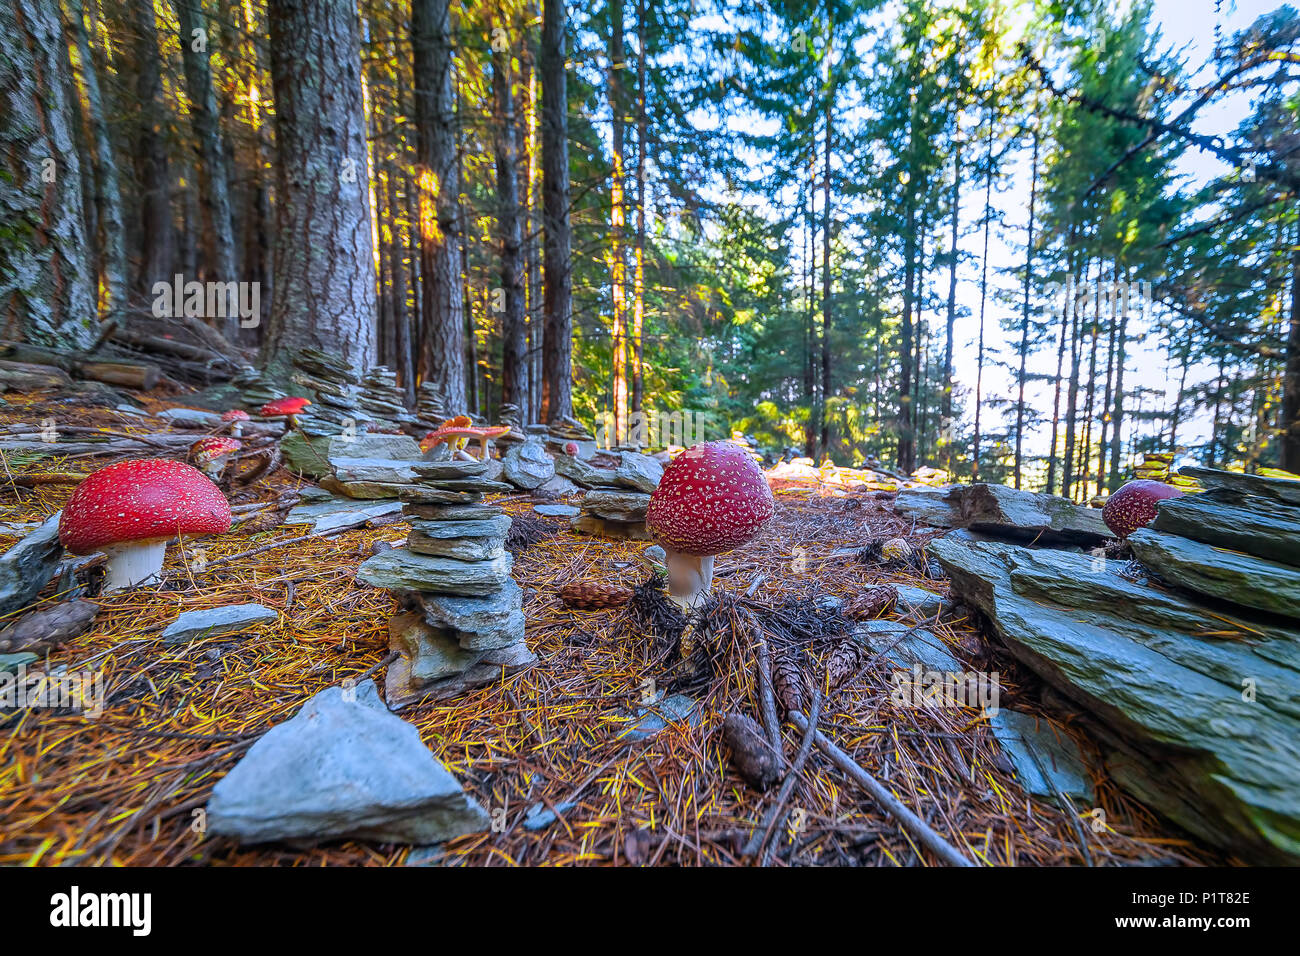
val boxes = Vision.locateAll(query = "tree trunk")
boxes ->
[1282,231,1300,471]
[1107,300,1131,488]
[941,141,960,475]
[819,92,833,459]
[131,1,173,301]
[972,114,994,482]
[803,167,816,458]
[261,0,377,374]
[412,0,466,409]
[630,0,648,417]
[540,0,573,422]
[1014,129,1037,489]
[67,0,128,318]
[174,0,238,339]
[607,0,628,444]
[494,22,527,411]
[0,0,96,348]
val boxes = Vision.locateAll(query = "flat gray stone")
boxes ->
[1129,528,1300,621]
[854,621,962,673]
[581,489,651,521]
[569,515,652,540]
[389,612,485,682]
[358,549,514,596]
[893,584,948,620]
[0,652,38,673]
[157,407,221,428]
[533,504,580,518]
[1177,465,1300,505]
[404,503,503,521]
[406,531,506,562]
[1152,488,1300,568]
[329,433,421,460]
[990,709,1094,804]
[285,496,403,533]
[330,457,418,485]
[895,483,1108,546]
[534,475,580,498]
[411,459,488,480]
[406,516,512,539]
[162,603,279,644]
[501,441,555,490]
[614,452,663,493]
[553,454,618,489]
[206,681,489,845]
[385,639,535,708]
[412,580,524,650]
[0,514,63,617]
[619,693,701,741]
[396,485,483,505]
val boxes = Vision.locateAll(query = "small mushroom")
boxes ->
[420,420,511,459]
[58,459,233,593]
[221,408,251,436]
[191,436,242,480]
[645,440,775,609]
[259,396,312,433]
[1102,479,1185,538]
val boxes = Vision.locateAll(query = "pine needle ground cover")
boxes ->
[0,395,1224,867]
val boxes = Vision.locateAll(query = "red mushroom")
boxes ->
[563,441,579,457]
[191,436,242,479]
[221,409,251,436]
[420,422,511,459]
[1101,479,1185,539]
[259,396,311,434]
[645,440,774,609]
[58,459,232,593]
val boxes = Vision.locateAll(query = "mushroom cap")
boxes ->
[192,436,242,464]
[563,441,579,456]
[419,423,510,452]
[58,459,233,555]
[259,396,311,417]
[646,440,774,556]
[1101,479,1185,538]
[221,409,251,422]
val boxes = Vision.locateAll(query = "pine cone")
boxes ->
[722,713,782,790]
[771,652,807,714]
[846,585,896,620]
[559,580,633,610]
[826,638,865,692]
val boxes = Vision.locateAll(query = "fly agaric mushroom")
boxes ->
[1101,479,1185,539]
[191,436,242,480]
[221,409,251,436]
[563,441,580,457]
[645,440,774,609]
[420,421,511,459]
[259,396,311,431]
[58,459,232,593]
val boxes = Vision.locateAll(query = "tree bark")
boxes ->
[1282,231,1300,471]
[0,0,96,348]
[66,0,127,318]
[131,1,173,301]
[540,0,573,422]
[607,0,628,444]
[412,0,466,410]
[494,19,527,411]
[972,114,994,482]
[173,0,238,339]
[819,91,833,460]
[631,0,648,417]
[261,0,377,375]
[1014,129,1037,489]
[941,141,960,476]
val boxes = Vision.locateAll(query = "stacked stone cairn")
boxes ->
[557,449,664,540]
[356,457,532,707]
[230,366,285,410]
[545,415,597,459]
[413,382,448,434]
[290,348,368,437]
[358,367,418,432]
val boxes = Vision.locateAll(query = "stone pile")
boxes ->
[561,450,663,540]
[229,366,285,410]
[413,382,447,434]
[357,457,532,707]
[493,402,528,450]
[357,367,417,431]
[290,348,366,437]
[546,416,596,459]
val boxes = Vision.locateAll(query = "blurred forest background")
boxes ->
[3,0,1299,500]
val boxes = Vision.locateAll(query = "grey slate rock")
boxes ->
[501,441,555,490]
[206,681,490,845]
[895,482,1108,546]
[553,454,619,489]
[1152,488,1300,568]
[854,621,963,673]
[1177,465,1300,505]
[580,489,651,521]
[614,452,664,493]
[0,514,63,617]
[284,496,403,534]
[329,433,422,461]
[619,693,702,741]
[533,503,580,518]
[990,709,1094,805]
[162,603,279,644]
[534,475,581,498]
[358,549,513,596]
[330,457,419,485]
[411,459,488,480]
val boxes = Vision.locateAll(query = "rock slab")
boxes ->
[162,603,278,644]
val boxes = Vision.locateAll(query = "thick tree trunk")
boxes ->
[261,0,377,374]
[174,0,239,339]
[412,0,466,410]
[1107,304,1130,488]
[494,28,527,411]
[131,2,172,301]
[819,94,833,460]
[0,0,96,348]
[67,0,127,317]
[972,116,994,482]
[803,171,816,458]
[540,0,573,422]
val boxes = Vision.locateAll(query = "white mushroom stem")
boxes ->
[229,423,244,437]
[100,538,169,593]
[663,550,715,610]
[197,456,228,480]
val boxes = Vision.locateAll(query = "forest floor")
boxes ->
[0,388,1227,866]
